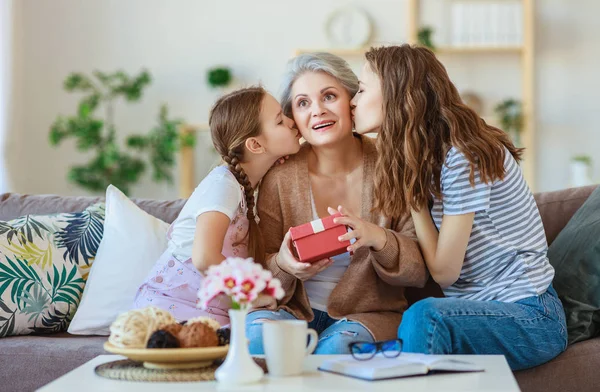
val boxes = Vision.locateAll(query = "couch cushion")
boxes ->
[68,185,169,336]
[0,203,105,337]
[534,184,597,246]
[0,192,186,224]
[514,337,600,392]
[0,333,106,391]
[548,185,600,344]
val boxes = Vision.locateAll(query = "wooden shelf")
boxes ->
[179,123,209,198]
[434,46,524,54]
[294,45,523,58]
[293,48,369,57]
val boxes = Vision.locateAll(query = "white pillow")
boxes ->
[68,185,169,335]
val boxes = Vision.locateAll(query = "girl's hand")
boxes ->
[329,205,388,253]
[274,156,290,166]
[276,230,333,280]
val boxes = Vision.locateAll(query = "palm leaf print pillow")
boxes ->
[0,203,105,337]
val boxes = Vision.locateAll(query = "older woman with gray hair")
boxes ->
[246,52,428,355]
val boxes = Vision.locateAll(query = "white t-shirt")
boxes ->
[167,166,247,261]
[304,191,352,312]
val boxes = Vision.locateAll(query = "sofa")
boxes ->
[0,185,599,392]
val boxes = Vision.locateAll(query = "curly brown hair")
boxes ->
[209,86,266,263]
[365,44,524,218]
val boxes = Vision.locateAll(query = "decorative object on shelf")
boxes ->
[198,257,284,385]
[450,1,523,47]
[460,91,484,115]
[49,70,194,196]
[325,6,372,49]
[570,155,594,187]
[206,67,232,89]
[417,26,436,50]
[494,98,524,146]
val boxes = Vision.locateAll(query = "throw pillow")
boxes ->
[549,185,600,344]
[0,203,105,337]
[68,185,169,335]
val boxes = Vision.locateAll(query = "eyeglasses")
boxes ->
[348,339,403,360]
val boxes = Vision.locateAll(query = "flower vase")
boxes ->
[215,308,264,385]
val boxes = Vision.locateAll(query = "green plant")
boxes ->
[417,27,435,50]
[49,70,194,195]
[207,67,232,89]
[494,99,524,145]
[572,155,592,165]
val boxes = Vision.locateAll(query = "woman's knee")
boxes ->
[400,298,444,330]
[314,320,373,355]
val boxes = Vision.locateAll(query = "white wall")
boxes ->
[0,0,14,193]
[6,0,600,199]
[536,0,600,191]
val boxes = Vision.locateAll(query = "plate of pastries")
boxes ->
[104,306,230,369]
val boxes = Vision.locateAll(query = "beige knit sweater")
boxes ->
[256,134,427,340]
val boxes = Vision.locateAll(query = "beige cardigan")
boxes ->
[256,135,428,340]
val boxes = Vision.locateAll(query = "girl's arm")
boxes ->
[191,212,230,272]
[411,208,474,288]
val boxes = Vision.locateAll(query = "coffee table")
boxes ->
[39,354,520,391]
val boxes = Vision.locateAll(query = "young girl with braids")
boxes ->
[350,44,567,370]
[134,87,301,325]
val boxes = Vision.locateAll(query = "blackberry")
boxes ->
[146,329,180,349]
[216,328,231,346]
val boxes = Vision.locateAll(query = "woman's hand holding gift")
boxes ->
[329,205,387,252]
[276,230,333,281]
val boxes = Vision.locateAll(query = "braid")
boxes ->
[223,150,257,225]
[208,86,266,263]
[222,150,264,262]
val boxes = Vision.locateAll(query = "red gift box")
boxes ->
[289,212,351,263]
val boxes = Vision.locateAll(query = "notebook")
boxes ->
[318,353,485,381]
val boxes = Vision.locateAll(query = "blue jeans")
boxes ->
[398,286,568,371]
[246,308,374,355]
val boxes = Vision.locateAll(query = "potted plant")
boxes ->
[494,99,524,146]
[417,26,436,50]
[207,67,232,90]
[49,70,195,195]
[570,155,594,187]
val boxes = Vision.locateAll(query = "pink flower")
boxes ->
[223,277,236,290]
[197,257,285,310]
[264,279,285,300]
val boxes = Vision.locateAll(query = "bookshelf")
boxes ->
[408,0,536,189]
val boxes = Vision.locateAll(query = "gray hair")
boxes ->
[279,52,359,117]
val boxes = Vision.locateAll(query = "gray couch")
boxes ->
[1,185,599,391]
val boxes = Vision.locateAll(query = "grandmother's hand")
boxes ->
[329,205,388,252]
[276,230,333,281]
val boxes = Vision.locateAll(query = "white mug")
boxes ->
[263,320,318,377]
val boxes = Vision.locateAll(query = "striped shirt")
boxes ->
[431,147,554,303]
